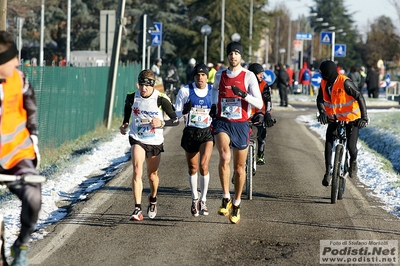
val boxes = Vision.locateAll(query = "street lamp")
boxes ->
[310,20,328,68]
[201,24,212,64]
[279,48,286,63]
[231,33,241,42]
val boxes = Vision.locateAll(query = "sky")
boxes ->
[267,0,399,35]
[1,94,400,263]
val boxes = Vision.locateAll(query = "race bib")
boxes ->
[220,98,242,119]
[187,107,211,128]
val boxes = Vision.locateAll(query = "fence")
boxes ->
[20,63,142,150]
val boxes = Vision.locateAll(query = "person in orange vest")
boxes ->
[285,64,295,94]
[0,30,41,266]
[316,60,368,187]
[248,63,275,165]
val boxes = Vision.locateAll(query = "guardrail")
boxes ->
[385,81,400,101]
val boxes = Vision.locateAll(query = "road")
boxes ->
[28,103,400,266]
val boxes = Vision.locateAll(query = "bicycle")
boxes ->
[328,120,350,204]
[317,113,351,204]
[0,174,46,266]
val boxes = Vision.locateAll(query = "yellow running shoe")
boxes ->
[229,204,241,224]
[217,198,232,216]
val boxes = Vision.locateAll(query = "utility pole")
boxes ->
[0,0,7,30]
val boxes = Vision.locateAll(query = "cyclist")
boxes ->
[210,41,263,224]
[316,60,368,186]
[248,63,275,165]
[120,69,179,221]
[0,30,41,266]
[175,63,213,217]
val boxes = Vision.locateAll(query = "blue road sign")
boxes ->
[320,32,333,45]
[151,22,162,46]
[263,69,276,86]
[334,44,346,57]
[295,32,312,40]
[311,73,322,87]
[385,74,391,86]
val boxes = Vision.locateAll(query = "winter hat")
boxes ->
[319,60,338,83]
[226,41,243,56]
[248,63,264,75]
[193,63,209,76]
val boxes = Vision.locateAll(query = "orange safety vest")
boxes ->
[0,69,35,169]
[321,74,361,122]
[250,79,266,117]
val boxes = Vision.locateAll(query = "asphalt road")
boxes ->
[28,104,400,266]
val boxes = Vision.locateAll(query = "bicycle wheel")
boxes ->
[331,145,343,204]
[338,151,348,200]
[245,143,254,200]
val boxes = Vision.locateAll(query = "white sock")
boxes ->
[188,173,198,199]
[223,193,230,199]
[200,173,210,202]
[233,198,241,206]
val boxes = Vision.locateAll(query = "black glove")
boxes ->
[209,104,217,118]
[357,117,368,128]
[182,100,192,115]
[318,112,329,125]
[264,113,274,128]
[231,86,247,98]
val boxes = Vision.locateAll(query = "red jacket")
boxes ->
[298,62,311,85]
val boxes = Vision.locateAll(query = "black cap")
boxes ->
[193,63,209,76]
[248,63,264,75]
[226,41,243,56]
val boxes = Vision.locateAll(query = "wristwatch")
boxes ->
[160,120,165,128]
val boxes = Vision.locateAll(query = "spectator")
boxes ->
[347,65,361,89]
[151,58,163,86]
[285,64,295,94]
[365,66,380,98]
[359,66,367,93]
[298,62,311,95]
[276,63,290,107]
[207,62,216,84]
[186,58,196,84]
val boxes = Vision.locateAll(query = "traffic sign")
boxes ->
[334,44,346,57]
[151,22,162,46]
[263,69,276,86]
[311,73,322,87]
[385,74,391,86]
[295,32,312,40]
[320,32,333,45]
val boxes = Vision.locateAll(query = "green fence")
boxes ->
[20,63,142,150]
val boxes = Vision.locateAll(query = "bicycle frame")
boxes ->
[330,121,349,203]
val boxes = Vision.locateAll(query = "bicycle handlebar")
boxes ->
[0,174,46,184]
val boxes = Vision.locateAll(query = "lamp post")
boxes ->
[201,25,212,64]
[279,48,285,64]
[310,20,328,68]
[220,0,225,62]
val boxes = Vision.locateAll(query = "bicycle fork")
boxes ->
[329,141,348,179]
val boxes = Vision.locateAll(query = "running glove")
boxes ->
[182,100,192,115]
[357,117,368,128]
[264,113,275,128]
[231,86,247,98]
[209,104,217,118]
[318,112,329,125]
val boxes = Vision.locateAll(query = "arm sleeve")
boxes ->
[316,86,325,114]
[158,96,180,127]
[123,93,135,124]
[244,72,263,109]
[174,86,189,119]
[344,79,368,118]
[262,84,272,113]
[22,73,39,136]
[212,70,222,104]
